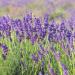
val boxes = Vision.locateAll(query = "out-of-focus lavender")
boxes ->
[61,63,69,75]
[1,43,8,60]
[48,64,56,75]
[0,0,75,19]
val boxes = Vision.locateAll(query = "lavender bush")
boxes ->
[0,13,75,75]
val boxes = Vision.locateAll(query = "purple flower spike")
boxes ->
[2,44,8,53]
[61,63,68,75]
[1,44,8,60]
[30,33,38,45]
[48,64,56,75]
[44,14,49,29]
[34,17,42,32]
[24,13,32,22]
[38,51,43,60]
[65,30,72,42]
[50,68,56,75]
[40,28,46,39]
[38,71,43,75]
[6,31,11,37]
[32,54,38,63]
[39,44,44,51]
[48,33,53,42]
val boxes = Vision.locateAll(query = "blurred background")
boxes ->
[0,0,75,19]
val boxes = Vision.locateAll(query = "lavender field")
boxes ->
[0,0,75,75]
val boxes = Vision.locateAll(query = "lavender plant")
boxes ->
[0,13,75,75]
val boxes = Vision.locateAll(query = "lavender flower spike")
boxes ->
[48,64,56,75]
[61,63,69,75]
[38,71,43,75]
[32,54,38,63]
[1,44,8,60]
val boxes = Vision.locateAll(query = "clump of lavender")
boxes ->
[0,13,74,75]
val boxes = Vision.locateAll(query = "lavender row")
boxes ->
[0,14,75,47]
[0,13,75,56]
[0,13,74,75]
